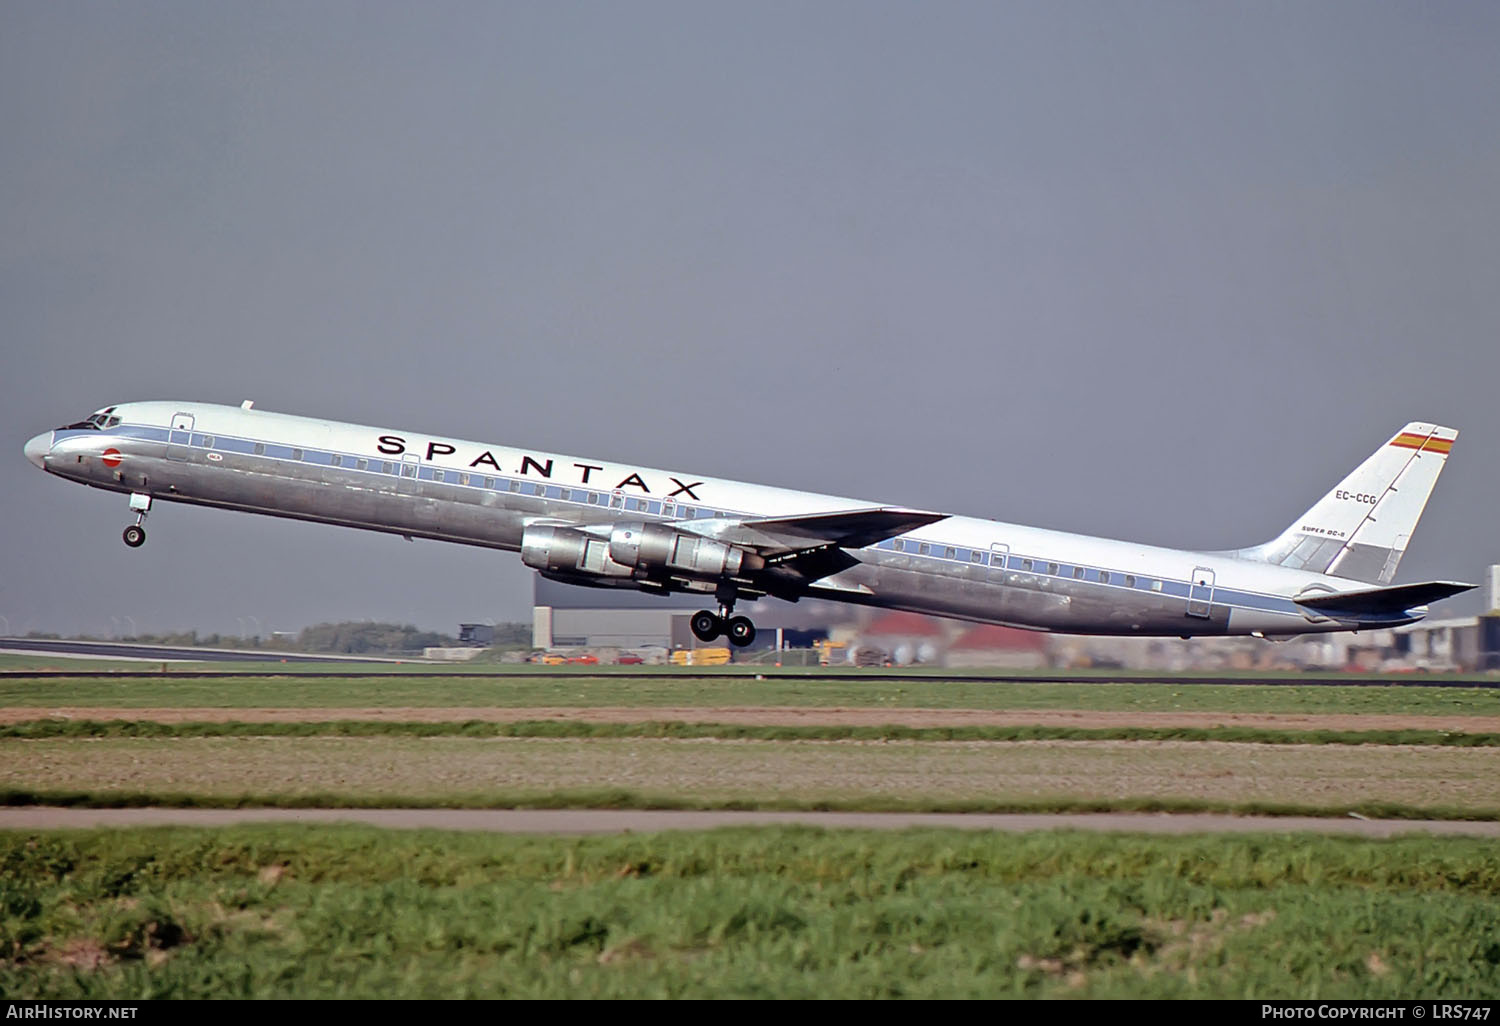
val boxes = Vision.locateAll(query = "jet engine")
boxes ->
[520,525,632,580]
[607,522,763,579]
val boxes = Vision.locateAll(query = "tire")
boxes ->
[727,616,756,648]
[690,610,722,642]
[122,525,145,548]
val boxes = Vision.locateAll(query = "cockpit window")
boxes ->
[57,408,120,431]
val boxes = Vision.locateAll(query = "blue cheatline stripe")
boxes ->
[95,418,1306,619]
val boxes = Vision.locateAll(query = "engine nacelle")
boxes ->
[520,525,632,579]
[608,521,762,578]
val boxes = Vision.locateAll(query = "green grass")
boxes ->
[4,717,1500,747]
[3,674,1498,715]
[2,826,1498,997]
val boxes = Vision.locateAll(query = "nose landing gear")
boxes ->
[122,493,151,548]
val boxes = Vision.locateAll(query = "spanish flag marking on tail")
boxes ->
[1389,432,1453,454]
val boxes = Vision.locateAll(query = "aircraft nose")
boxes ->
[23,432,51,470]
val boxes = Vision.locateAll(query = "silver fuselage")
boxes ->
[25,401,1403,637]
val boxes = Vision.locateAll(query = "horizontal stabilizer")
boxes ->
[1294,581,1474,619]
[738,507,948,549]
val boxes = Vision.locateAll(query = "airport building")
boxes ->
[1390,565,1500,672]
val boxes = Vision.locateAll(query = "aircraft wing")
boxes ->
[1293,581,1475,621]
[658,506,948,598]
[733,507,949,549]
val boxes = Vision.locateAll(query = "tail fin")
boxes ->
[1233,422,1458,584]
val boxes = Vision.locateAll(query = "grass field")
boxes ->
[3,735,1499,819]
[3,674,1498,715]
[3,826,1498,998]
[5,717,1499,747]
[5,671,1500,998]
[3,673,1499,818]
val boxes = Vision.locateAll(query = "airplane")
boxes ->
[23,401,1473,645]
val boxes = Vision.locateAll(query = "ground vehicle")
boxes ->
[671,647,732,666]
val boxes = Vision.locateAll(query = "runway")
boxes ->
[2,658,1495,688]
[0,637,403,664]
[2,807,1497,837]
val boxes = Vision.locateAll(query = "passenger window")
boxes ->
[402,464,416,477]
[893,540,904,552]
[291,448,303,461]
[1151,580,1164,592]
[1047,562,1059,575]
[1073,567,1085,579]
[458,473,469,486]
[510,480,521,493]
[1125,575,1136,588]
[381,462,393,474]
[357,458,368,470]
[433,470,445,482]
[254,443,266,456]
[918,543,930,556]
[484,477,495,489]
[1022,559,1033,572]
[1100,571,1111,585]
[330,454,342,467]
[944,547,956,559]
[971,551,983,563]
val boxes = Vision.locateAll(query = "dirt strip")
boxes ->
[3,807,1498,837]
[3,705,1499,732]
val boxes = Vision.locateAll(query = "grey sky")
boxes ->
[4,2,1497,638]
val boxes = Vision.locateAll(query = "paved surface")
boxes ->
[2,807,1496,837]
[0,639,399,663]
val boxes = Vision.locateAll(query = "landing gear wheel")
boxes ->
[122,525,145,548]
[690,610,723,642]
[726,616,756,648]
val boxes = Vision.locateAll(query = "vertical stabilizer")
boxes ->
[1233,423,1457,584]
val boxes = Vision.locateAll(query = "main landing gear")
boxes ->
[690,586,757,648]
[122,493,151,548]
